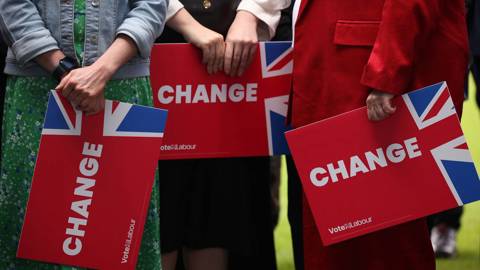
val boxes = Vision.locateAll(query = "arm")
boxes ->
[56,35,138,115]
[0,0,65,71]
[237,0,291,39]
[56,0,167,115]
[0,0,60,65]
[116,0,168,58]
[361,0,441,121]
[167,4,225,74]
[224,0,291,76]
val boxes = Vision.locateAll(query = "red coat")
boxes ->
[291,0,469,269]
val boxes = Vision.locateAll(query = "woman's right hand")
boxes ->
[167,8,225,74]
[182,23,225,75]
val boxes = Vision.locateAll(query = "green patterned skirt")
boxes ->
[0,76,161,270]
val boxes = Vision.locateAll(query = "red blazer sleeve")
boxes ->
[360,0,441,94]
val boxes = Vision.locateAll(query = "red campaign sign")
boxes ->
[17,91,168,269]
[150,42,292,159]
[286,82,480,245]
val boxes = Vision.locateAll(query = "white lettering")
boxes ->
[63,237,82,256]
[66,217,87,237]
[158,85,174,104]
[310,167,329,187]
[63,142,103,256]
[71,199,92,219]
[229,84,245,102]
[309,137,422,188]
[245,83,258,102]
[327,161,349,182]
[404,137,422,158]
[349,155,369,177]
[175,85,192,104]
[79,158,99,177]
[211,84,227,103]
[192,84,210,103]
[386,143,406,163]
[365,148,388,171]
[74,177,95,197]
[158,83,258,104]
[82,142,103,157]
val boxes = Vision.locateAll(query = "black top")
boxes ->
[156,0,241,43]
[467,0,480,55]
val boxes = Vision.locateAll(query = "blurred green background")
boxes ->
[274,80,480,270]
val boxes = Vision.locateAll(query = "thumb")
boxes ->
[383,97,397,114]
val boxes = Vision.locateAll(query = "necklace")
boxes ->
[202,0,212,9]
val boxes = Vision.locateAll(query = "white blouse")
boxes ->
[166,0,291,40]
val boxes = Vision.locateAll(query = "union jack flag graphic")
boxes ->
[403,82,456,130]
[42,91,83,135]
[18,91,168,269]
[404,83,480,206]
[260,42,293,79]
[43,90,167,137]
[285,81,480,245]
[150,42,292,159]
[260,42,293,155]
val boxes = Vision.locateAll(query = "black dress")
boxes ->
[156,1,277,269]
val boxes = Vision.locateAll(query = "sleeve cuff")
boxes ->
[237,0,281,39]
[360,63,412,95]
[11,29,59,65]
[166,0,184,21]
[117,19,154,59]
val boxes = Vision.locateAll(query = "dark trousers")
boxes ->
[427,207,464,231]
[286,156,304,270]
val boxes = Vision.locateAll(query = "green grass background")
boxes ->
[274,79,480,270]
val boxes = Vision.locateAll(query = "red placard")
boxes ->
[286,82,480,245]
[150,42,292,159]
[17,91,168,269]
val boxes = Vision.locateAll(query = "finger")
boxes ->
[72,91,88,108]
[202,45,212,66]
[245,44,257,69]
[55,73,71,91]
[375,103,390,121]
[237,44,253,77]
[382,98,397,114]
[367,106,376,121]
[224,42,234,75]
[214,41,225,74]
[87,97,105,116]
[79,98,93,114]
[369,104,383,121]
[67,89,82,105]
[370,104,382,121]
[207,44,217,75]
[61,81,75,99]
[230,42,243,77]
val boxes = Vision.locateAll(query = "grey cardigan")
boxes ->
[0,0,168,79]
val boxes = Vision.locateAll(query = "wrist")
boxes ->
[52,56,78,82]
[91,60,116,81]
[170,9,202,36]
[36,50,66,73]
[235,10,258,27]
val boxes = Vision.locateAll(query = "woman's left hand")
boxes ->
[366,90,396,121]
[56,64,113,115]
[224,11,258,77]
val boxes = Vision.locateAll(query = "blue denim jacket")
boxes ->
[0,0,167,79]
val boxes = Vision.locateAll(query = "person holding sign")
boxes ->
[157,1,289,270]
[289,0,469,269]
[0,0,166,268]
